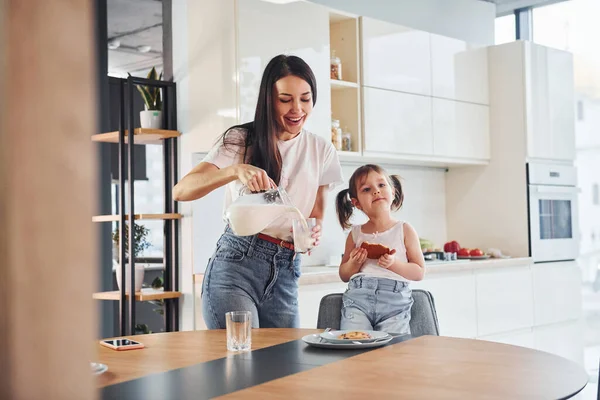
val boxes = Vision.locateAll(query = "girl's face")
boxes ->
[273,75,313,136]
[352,171,394,216]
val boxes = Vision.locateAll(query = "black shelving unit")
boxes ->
[94,76,180,336]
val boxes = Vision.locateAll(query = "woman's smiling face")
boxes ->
[273,75,313,136]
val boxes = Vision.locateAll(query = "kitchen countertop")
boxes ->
[298,257,534,285]
[192,257,534,286]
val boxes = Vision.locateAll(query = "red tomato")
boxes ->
[470,248,484,257]
[458,248,471,257]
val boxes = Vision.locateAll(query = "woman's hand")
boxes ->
[378,249,397,269]
[348,247,368,268]
[311,223,322,247]
[233,164,276,192]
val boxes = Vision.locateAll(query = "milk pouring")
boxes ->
[225,187,310,240]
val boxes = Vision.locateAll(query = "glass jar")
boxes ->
[331,118,342,150]
[342,132,352,152]
[330,50,342,80]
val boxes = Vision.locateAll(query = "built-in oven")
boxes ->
[528,162,580,263]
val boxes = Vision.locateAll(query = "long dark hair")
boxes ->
[335,164,404,230]
[219,55,317,185]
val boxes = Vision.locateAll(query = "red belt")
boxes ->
[257,233,294,251]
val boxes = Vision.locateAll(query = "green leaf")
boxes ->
[151,276,163,289]
[148,67,157,81]
[155,89,162,111]
[137,85,155,110]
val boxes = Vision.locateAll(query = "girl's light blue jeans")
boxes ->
[341,276,414,335]
[201,227,301,329]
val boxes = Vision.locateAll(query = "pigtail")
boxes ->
[335,188,354,230]
[389,174,404,211]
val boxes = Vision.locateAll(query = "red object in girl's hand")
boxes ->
[360,242,392,259]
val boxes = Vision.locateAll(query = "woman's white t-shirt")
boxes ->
[350,221,409,282]
[202,127,344,240]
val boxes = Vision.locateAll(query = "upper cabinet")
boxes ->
[363,87,433,156]
[433,98,490,160]
[329,12,362,155]
[360,17,431,96]
[234,4,494,167]
[236,0,331,141]
[430,34,489,105]
[526,44,576,161]
[488,41,575,162]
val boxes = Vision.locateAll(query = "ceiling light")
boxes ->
[137,45,152,53]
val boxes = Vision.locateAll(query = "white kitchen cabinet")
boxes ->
[412,271,478,338]
[360,17,431,96]
[489,41,575,162]
[430,34,488,105]
[237,0,331,140]
[298,282,347,329]
[362,87,433,156]
[432,98,490,160]
[532,261,582,326]
[526,44,576,161]
[476,266,534,336]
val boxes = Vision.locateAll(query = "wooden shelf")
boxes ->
[92,128,180,145]
[92,213,182,223]
[330,79,358,90]
[93,289,182,301]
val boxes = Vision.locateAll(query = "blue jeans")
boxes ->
[201,227,301,329]
[341,276,414,335]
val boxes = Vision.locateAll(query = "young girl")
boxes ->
[336,164,425,335]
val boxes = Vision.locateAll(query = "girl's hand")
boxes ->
[233,164,276,192]
[348,247,368,267]
[378,249,397,269]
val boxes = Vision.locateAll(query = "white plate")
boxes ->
[457,255,491,260]
[318,330,391,344]
[91,362,108,376]
[302,333,393,349]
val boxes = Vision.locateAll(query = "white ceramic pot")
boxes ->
[115,262,145,293]
[139,110,162,129]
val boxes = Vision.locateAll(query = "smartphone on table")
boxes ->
[100,338,144,351]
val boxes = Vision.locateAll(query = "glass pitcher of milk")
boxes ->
[225,187,308,237]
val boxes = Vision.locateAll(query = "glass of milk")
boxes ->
[292,217,317,253]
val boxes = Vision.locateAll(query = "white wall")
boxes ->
[192,159,448,272]
[307,0,496,45]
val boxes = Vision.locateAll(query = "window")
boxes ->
[495,14,516,45]
[539,199,573,239]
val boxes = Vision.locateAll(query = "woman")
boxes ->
[173,55,343,329]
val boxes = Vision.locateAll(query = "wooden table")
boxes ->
[96,329,588,399]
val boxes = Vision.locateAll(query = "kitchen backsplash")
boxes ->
[191,155,448,272]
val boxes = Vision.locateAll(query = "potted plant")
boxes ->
[131,66,163,129]
[112,223,151,292]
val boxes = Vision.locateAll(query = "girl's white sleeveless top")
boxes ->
[350,221,409,282]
